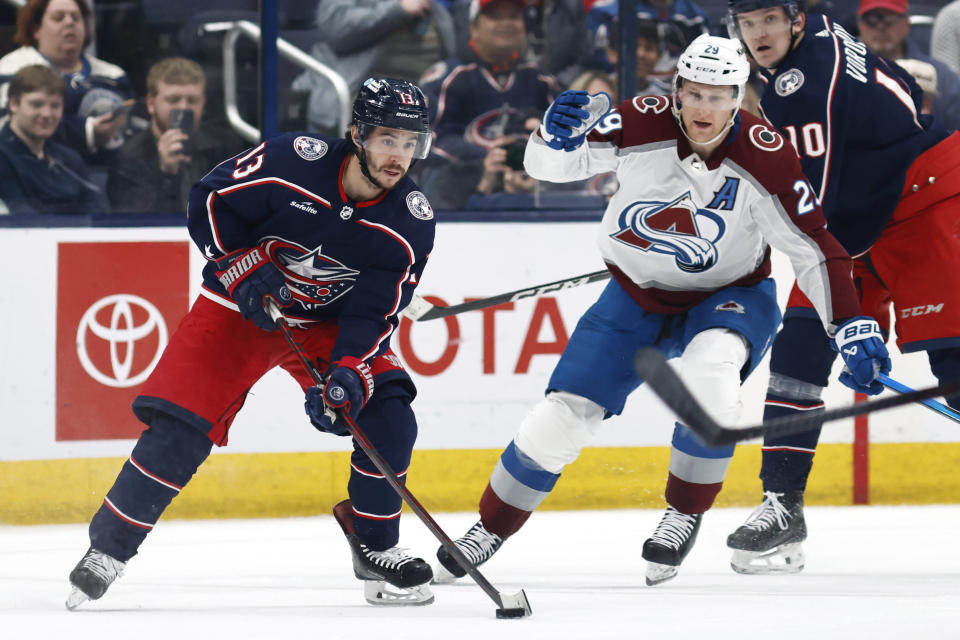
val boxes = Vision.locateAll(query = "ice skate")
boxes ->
[333,499,434,605]
[434,519,504,584]
[727,490,807,575]
[642,506,702,586]
[65,547,126,610]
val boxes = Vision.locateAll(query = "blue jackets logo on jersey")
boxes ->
[263,238,359,308]
[293,136,328,161]
[775,69,805,97]
[611,192,726,272]
[406,191,433,220]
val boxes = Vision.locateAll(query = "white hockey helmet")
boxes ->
[676,34,751,89]
[672,35,750,144]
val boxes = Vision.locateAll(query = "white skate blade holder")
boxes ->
[569,92,613,137]
[363,580,435,606]
[730,542,805,575]
[65,587,89,610]
[645,561,680,587]
[495,589,533,619]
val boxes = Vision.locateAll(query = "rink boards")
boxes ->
[1,223,958,524]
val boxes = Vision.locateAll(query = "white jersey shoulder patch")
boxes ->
[406,191,434,220]
[293,136,328,161]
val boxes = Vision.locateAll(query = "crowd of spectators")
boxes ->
[1,0,959,216]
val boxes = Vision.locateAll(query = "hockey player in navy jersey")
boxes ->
[726,0,960,575]
[66,77,439,608]
[431,35,888,587]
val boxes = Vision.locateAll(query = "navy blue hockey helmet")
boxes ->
[727,0,806,40]
[352,77,431,160]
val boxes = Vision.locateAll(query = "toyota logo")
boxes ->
[76,294,168,388]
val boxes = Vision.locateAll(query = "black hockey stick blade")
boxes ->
[265,299,532,618]
[634,347,960,447]
[403,269,611,321]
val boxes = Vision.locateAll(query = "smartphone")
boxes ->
[504,140,526,171]
[169,108,195,156]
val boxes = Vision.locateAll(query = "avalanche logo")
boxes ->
[262,238,359,308]
[611,192,725,272]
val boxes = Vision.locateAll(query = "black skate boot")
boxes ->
[333,500,434,605]
[65,547,126,610]
[727,490,807,575]
[434,520,504,584]
[642,506,702,586]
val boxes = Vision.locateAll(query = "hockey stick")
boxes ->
[403,268,611,321]
[878,373,960,425]
[264,300,532,618]
[633,347,960,447]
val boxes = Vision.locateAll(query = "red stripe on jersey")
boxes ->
[336,156,389,207]
[355,219,415,361]
[206,191,227,255]
[216,177,332,207]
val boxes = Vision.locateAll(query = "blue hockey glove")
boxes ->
[215,246,292,331]
[542,90,611,151]
[833,316,891,395]
[304,357,374,435]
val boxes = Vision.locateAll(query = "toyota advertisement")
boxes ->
[56,241,190,441]
[0,224,945,464]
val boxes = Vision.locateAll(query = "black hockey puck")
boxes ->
[496,607,529,619]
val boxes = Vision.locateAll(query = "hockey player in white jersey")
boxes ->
[432,34,890,586]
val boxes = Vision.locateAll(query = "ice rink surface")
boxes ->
[3,505,959,639]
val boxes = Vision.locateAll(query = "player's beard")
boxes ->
[367,156,408,189]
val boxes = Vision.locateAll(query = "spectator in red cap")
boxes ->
[416,0,559,208]
[449,0,590,86]
[858,0,960,130]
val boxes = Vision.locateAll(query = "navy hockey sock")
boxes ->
[89,414,213,561]
[759,394,824,493]
[348,391,417,551]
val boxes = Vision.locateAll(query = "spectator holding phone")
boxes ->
[107,58,243,214]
